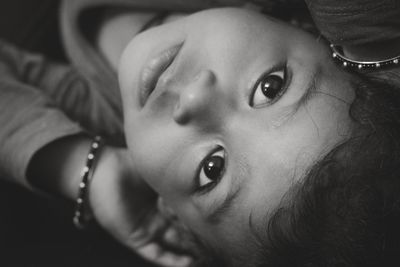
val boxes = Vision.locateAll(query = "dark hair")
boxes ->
[189,72,400,267]
[251,73,400,267]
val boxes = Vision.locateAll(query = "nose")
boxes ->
[173,70,219,125]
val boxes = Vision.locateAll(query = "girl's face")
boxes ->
[119,8,354,260]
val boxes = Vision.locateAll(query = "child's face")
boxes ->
[119,8,354,260]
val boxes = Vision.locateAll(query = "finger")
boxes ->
[128,212,170,247]
[161,226,181,246]
[160,224,200,256]
[136,242,193,267]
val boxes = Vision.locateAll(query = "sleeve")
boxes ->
[304,0,400,46]
[0,41,122,189]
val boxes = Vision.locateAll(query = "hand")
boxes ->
[88,146,194,267]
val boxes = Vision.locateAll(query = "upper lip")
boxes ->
[139,43,183,107]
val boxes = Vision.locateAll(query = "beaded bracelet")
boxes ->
[73,136,104,229]
[330,44,400,71]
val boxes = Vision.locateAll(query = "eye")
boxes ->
[250,69,286,108]
[197,148,225,193]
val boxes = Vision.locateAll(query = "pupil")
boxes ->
[262,75,283,98]
[204,156,224,180]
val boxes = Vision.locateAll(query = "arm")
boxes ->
[27,133,193,267]
[0,42,84,188]
[0,41,192,267]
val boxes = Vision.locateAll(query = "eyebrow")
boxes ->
[206,157,250,224]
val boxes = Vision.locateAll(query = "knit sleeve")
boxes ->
[0,41,122,189]
[304,0,400,46]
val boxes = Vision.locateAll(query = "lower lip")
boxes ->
[139,43,183,107]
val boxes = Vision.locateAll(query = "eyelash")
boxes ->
[249,66,289,108]
[195,146,226,194]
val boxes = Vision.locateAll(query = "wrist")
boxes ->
[73,136,105,228]
[27,135,93,200]
[342,38,400,62]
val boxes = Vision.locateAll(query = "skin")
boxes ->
[119,8,355,263]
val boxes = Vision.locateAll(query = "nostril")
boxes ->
[173,100,189,124]
[197,69,216,84]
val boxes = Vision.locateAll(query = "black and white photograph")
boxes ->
[0,0,400,266]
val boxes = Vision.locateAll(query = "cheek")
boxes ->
[126,120,171,183]
[126,118,195,198]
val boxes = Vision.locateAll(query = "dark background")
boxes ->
[0,0,66,61]
[0,1,149,266]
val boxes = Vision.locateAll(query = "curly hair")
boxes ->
[188,70,400,267]
[251,73,400,267]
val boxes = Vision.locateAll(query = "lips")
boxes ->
[139,43,183,107]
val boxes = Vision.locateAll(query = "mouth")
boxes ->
[139,43,183,107]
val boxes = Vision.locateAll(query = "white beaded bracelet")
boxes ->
[73,136,104,229]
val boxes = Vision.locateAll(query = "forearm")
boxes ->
[0,77,84,188]
[26,135,92,200]
[0,41,120,192]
